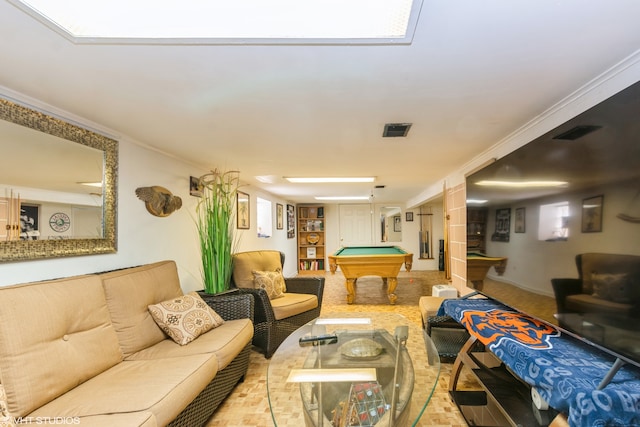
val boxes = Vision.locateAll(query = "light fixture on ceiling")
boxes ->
[287,368,376,383]
[315,196,371,201]
[286,177,375,183]
[77,181,103,187]
[383,123,412,137]
[466,199,488,205]
[475,180,568,188]
[12,0,423,45]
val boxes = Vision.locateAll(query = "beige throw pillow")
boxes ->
[253,268,286,299]
[148,291,225,345]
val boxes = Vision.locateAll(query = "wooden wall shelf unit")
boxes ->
[467,207,487,253]
[297,205,325,273]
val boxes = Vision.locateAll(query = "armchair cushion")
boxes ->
[252,268,286,299]
[232,251,282,289]
[270,293,318,320]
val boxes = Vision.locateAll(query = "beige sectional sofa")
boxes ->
[0,260,254,426]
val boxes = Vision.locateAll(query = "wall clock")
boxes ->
[49,212,71,232]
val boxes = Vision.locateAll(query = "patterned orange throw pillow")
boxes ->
[148,291,225,345]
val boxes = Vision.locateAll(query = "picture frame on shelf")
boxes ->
[276,203,284,230]
[582,195,603,233]
[236,191,250,229]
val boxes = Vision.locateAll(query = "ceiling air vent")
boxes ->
[552,125,602,141]
[383,123,412,137]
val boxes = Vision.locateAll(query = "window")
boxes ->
[256,197,272,238]
[538,201,569,241]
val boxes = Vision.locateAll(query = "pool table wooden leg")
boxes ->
[345,278,356,304]
[387,277,398,305]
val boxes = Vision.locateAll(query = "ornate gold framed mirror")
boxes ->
[0,98,117,261]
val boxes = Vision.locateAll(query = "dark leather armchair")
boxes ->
[231,250,324,358]
[551,253,640,319]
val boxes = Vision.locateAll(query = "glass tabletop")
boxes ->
[267,312,440,427]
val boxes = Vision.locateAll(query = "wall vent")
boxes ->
[383,123,412,137]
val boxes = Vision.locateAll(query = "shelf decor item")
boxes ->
[196,169,241,294]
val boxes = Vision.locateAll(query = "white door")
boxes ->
[338,204,373,247]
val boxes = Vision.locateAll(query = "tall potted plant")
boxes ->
[196,169,241,294]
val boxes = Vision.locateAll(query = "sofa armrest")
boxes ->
[199,292,254,322]
[551,278,582,313]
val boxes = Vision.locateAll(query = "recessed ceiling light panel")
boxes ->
[11,0,423,45]
[286,177,375,183]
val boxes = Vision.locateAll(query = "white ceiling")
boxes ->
[1,0,639,205]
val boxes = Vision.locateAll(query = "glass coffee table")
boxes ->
[267,312,440,427]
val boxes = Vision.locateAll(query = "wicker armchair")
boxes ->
[231,250,325,358]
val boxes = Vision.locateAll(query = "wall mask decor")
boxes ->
[135,186,182,217]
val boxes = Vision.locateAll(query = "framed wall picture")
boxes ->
[582,195,603,233]
[405,211,413,222]
[276,203,284,230]
[189,176,202,197]
[514,207,526,233]
[286,204,295,238]
[236,191,250,229]
[491,208,511,242]
[394,215,402,232]
[20,203,40,240]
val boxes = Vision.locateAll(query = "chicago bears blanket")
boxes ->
[441,298,640,426]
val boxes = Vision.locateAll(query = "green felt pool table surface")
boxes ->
[333,246,409,256]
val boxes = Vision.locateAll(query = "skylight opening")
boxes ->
[11,0,423,45]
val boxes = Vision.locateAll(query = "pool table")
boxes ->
[467,252,508,291]
[328,246,413,304]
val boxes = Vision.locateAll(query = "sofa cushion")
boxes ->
[26,354,218,427]
[270,293,318,320]
[0,275,122,417]
[252,268,286,299]
[148,292,225,345]
[126,319,253,371]
[232,251,282,289]
[100,261,184,357]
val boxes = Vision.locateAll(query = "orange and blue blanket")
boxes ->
[441,298,640,427]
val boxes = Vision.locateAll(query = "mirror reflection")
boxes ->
[380,206,402,242]
[0,98,117,262]
[0,119,105,240]
[466,80,640,366]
